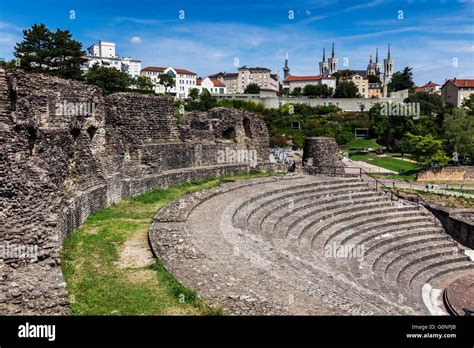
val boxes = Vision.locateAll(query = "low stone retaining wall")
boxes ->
[57,163,261,244]
[418,166,474,182]
[425,205,474,249]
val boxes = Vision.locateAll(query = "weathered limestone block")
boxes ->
[302,137,344,175]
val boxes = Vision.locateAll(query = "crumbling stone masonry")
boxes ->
[302,137,345,175]
[0,69,276,314]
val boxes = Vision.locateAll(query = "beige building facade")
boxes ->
[283,75,337,94]
[349,74,369,98]
[441,79,474,107]
[210,66,279,94]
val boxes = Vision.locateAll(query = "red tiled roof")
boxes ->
[424,82,440,87]
[174,68,197,75]
[210,79,225,87]
[415,87,424,93]
[284,75,335,82]
[196,79,202,86]
[449,79,474,88]
[140,66,196,75]
[141,66,166,72]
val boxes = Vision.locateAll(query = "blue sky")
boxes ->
[0,0,473,84]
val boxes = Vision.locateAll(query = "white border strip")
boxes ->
[422,283,447,315]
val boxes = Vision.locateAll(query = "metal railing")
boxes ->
[308,165,445,224]
[357,166,446,224]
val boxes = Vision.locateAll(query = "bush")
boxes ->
[216,99,264,113]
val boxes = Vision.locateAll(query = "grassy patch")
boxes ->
[397,188,474,209]
[444,188,474,194]
[348,151,377,161]
[61,170,275,315]
[371,172,419,183]
[346,138,381,149]
[369,157,422,173]
[386,152,416,161]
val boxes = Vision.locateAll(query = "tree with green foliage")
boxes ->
[0,58,17,69]
[184,89,217,111]
[404,92,443,117]
[368,103,416,149]
[334,80,360,98]
[367,75,382,83]
[85,64,130,95]
[368,104,385,138]
[14,23,86,80]
[133,75,154,90]
[393,138,414,160]
[244,83,260,94]
[199,88,217,107]
[388,67,415,92]
[412,115,439,137]
[188,87,200,100]
[332,69,355,81]
[462,93,474,115]
[216,99,264,113]
[291,87,302,97]
[158,74,175,94]
[336,130,355,145]
[443,108,474,164]
[405,133,450,167]
[303,84,332,98]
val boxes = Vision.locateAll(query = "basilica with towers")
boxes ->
[282,43,395,98]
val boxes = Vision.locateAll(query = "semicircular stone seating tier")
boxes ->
[149,174,474,315]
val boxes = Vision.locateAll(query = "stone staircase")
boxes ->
[150,174,474,315]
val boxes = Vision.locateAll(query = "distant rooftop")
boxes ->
[284,75,335,82]
[141,66,197,75]
[446,78,474,88]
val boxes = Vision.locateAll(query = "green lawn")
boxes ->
[346,138,381,149]
[386,152,416,161]
[369,157,422,173]
[348,151,377,161]
[350,152,423,182]
[61,171,276,315]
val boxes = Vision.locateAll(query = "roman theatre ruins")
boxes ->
[1,69,473,315]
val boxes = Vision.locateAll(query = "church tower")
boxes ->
[319,48,329,76]
[328,43,338,75]
[283,51,290,79]
[383,44,394,84]
[366,53,377,76]
[375,48,382,76]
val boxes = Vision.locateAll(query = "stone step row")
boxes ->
[228,176,473,312]
[256,192,387,239]
[232,177,364,228]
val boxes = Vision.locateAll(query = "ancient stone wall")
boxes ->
[0,69,274,314]
[417,166,474,182]
[302,137,345,175]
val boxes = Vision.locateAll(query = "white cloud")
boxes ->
[130,36,142,44]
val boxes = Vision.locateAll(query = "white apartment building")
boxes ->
[197,77,226,94]
[83,41,141,77]
[140,66,197,99]
[282,75,336,94]
[209,66,279,94]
